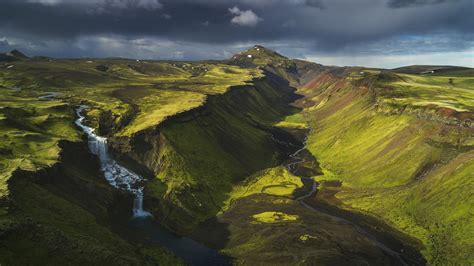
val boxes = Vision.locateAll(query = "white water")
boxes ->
[75,105,151,218]
[38,92,60,100]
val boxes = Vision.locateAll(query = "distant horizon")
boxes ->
[2,46,473,70]
[1,0,472,69]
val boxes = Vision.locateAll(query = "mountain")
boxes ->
[7,49,28,59]
[0,49,29,62]
[228,45,291,67]
[392,65,472,75]
[0,46,472,265]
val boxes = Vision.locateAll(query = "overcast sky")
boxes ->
[0,0,472,68]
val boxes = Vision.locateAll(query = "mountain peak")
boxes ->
[7,49,28,59]
[229,45,290,67]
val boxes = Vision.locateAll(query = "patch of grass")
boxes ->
[275,112,308,129]
[299,234,318,242]
[251,211,299,224]
[223,167,303,212]
[368,70,474,112]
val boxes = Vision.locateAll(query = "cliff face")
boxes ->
[1,140,182,265]
[109,70,302,232]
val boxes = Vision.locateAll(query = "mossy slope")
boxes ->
[300,68,474,264]
[112,72,301,233]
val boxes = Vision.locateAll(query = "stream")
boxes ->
[286,131,416,265]
[75,105,150,218]
[74,105,231,266]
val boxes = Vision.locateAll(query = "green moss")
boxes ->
[299,234,318,242]
[251,211,299,224]
[224,167,303,212]
[0,99,80,197]
[139,245,186,266]
[275,113,308,129]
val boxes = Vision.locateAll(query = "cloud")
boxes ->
[1,0,472,67]
[0,39,14,51]
[27,0,162,9]
[27,0,62,4]
[387,0,449,8]
[229,6,262,27]
[305,49,474,68]
[304,0,326,9]
[103,0,162,10]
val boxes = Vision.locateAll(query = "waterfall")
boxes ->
[75,106,151,218]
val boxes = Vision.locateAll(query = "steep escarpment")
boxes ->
[109,70,301,233]
[1,140,182,265]
[299,68,474,264]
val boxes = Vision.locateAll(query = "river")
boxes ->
[74,105,231,265]
[286,129,421,265]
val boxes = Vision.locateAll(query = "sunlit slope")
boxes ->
[300,68,474,264]
[0,56,259,264]
[0,93,80,196]
[0,59,260,197]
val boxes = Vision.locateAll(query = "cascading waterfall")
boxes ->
[75,105,151,218]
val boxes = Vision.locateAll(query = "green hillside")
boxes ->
[300,68,474,264]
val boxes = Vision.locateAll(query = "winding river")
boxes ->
[286,130,419,265]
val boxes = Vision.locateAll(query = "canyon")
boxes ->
[0,46,472,265]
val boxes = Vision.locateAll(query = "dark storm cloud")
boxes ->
[387,0,448,8]
[304,0,326,9]
[0,0,472,67]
